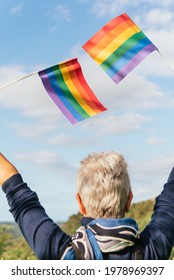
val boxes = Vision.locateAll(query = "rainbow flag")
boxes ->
[38,58,106,124]
[83,13,158,84]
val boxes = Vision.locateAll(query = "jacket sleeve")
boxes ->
[2,174,71,259]
[141,167,174,259]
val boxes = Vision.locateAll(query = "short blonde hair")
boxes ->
[77,151,131,218]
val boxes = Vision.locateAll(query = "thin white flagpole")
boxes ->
[157,49,174,70]
[0,71,38,91]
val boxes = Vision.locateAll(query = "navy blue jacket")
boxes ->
[2,168,174,260]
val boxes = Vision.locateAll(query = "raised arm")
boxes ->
[141,167,174,259]
[0,153,71,259]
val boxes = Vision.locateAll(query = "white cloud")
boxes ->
[49,25,59,34]
[131,154,174,182]
[144,8,174,27]
[148,0,174,8]
[130,154,174,201]
[133,8,174,34]
[10,3,23,16]
[0,65,64,122]
[49,132,102,147]
[132,187,149,197]
[89,0,174,18]
[83,113,150,135]
[89,0,120,18]
[9,122,58,139]
[14,150,76,175]
[51,4,71,22]
[89,0,141,18]
[49,133,73,145]
[147,136,165,145]
[15,151,60,166]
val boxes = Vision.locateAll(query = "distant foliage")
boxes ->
[61,212,83,235]
[126,199,155,230]
[0,199,173,259]
[0,225,37,260]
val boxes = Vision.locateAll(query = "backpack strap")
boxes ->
[69,227,103,260]
[134,240,144,260]
[60,245,76,260]
[71,242,85,260]
[86,227,103,260]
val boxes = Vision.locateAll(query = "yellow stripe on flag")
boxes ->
[59,63,95,117]
[94,25,141,65]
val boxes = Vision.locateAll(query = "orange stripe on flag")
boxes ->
[83,13,130,53]
[65,60,103,114]
[86,20,138,60]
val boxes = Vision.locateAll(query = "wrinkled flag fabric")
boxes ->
[83,13,157,84]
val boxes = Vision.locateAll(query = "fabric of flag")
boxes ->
[83,13,158,84]
[38,58,107,124]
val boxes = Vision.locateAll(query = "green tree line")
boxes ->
[0,199,173,259]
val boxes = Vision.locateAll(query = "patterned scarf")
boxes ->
[62,218,140,260]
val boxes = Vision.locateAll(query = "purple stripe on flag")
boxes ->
[39,71,78,124]
[112,44,157,84]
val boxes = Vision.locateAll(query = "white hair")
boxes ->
[77,151,131,218]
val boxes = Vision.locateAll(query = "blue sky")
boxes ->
[0,0,174,222]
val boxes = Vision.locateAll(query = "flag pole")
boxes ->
[0,71,38,91]
[158,50,174,70]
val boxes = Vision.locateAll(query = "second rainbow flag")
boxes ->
[83,13,157,84]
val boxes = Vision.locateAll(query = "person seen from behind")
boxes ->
[0,151,174,259]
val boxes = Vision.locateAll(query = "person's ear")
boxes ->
[125,190,133,213]
[76,193,87,216]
